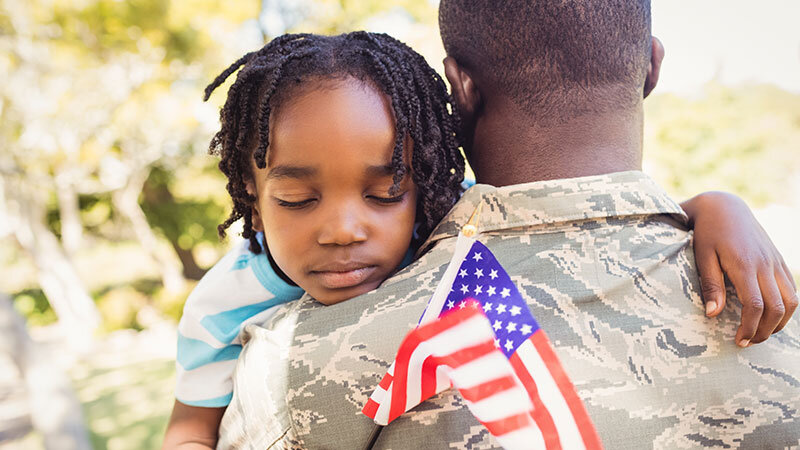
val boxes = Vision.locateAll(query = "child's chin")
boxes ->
[311,282,379,306]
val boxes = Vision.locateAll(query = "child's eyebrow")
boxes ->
[267,165,317,180]
[365,164,395,177]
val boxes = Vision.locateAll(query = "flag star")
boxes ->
[474,268,483,278]
[496,303,507,314]
[509,305,522,316]
[501,287,511,298]
[471,300,481,309]
[458,301,466,309]
[460,284,469,294]
[521,324,533,335]
[486,286,496,296]
[506,321,517,333]
[447,300,454,309]
[494,338,500,348]
[474,285,483,295]
[489,269,498,280]
[504,339,514,352]
[472,252,483,262]
[483,302,493,312]
[459,268,468,278]
[493,320,503,331]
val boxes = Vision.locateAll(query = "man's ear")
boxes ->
[245,177,264,232]
[643,36,665,99]
[443,56,481,124]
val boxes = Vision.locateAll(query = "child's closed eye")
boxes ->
[368,192,407,205]
[275,198,316,209]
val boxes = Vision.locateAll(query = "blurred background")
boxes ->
[0,0,798,448]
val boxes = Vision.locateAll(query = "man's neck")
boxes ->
[470,102,644,187]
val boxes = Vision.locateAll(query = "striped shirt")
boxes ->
[175,235,304,407]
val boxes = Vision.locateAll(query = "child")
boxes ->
[163,32,793,448]
[164,31,464,448]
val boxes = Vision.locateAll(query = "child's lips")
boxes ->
[310,265,377,289]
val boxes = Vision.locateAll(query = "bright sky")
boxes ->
[418,0,800,94]
[652,0,800,93]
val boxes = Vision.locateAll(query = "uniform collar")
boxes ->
[421,171,687,252]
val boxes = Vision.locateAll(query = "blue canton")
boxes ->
[440,241,541,358]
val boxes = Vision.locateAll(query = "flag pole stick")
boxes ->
[461,199,483,237]
[362,425,383,450]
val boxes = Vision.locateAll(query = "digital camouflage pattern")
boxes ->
[218,171,800,449]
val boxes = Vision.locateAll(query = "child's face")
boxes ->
[248,78,418,305]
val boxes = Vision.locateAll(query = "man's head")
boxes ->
[440,0,657,120]
[439,0,664,184]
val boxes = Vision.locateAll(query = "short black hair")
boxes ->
[205,32,465,254]
[439,0,652,121]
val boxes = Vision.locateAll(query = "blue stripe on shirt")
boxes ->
[180,392,233,408]
[250,253,305,300]
[230,252,252,271]
[199,296,301,344]
[232,232,305,300]
[177,334,242,370]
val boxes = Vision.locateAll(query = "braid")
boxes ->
[204,32,465,253]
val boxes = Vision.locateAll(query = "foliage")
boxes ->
[12,289,57,327]
[294,0,438,34]
[644,84,800,206]
[140,165,226,254]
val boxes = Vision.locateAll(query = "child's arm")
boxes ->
[682,191,798,347]
[162,401,224,449]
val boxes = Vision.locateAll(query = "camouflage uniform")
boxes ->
[218,171,800,449]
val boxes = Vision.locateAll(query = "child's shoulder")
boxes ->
[183,236,303,318]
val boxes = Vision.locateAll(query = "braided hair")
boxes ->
[205,32,465,254]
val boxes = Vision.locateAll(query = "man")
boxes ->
[218,1,800,448]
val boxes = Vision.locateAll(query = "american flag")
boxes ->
[362,236,602,450]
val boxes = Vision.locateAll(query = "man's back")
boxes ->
[219,172,800,449]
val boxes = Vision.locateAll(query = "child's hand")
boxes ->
[682,192,798,347]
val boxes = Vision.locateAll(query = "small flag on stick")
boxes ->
[362,204,602,449]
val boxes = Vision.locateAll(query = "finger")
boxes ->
[694,245,727,316]
[750,271,784,343]
[773,267,799,334]
[780,260,797,291]
[729,272,763,347]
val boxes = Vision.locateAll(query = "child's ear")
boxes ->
[644,36,665,99]
[245,178,265,232]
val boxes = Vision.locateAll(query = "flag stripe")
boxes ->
[437,340,497,370]
[509,350,562,450]
[482,412,536,437]
[529,331,602,450]
[495,426,547,450]
[403,320,494,412]
[378,373,393,390]
[518,335,584,450]
[464,386,534,422]
[389,309,490,423]
[362,398,379,418]
[435,365,451,394]
[458,375,518,403]
[420,355,439,402]
[447,351,513,388]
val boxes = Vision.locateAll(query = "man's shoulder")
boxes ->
[422,171,687,252]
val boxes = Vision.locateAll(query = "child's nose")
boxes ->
[317,205,368,246]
